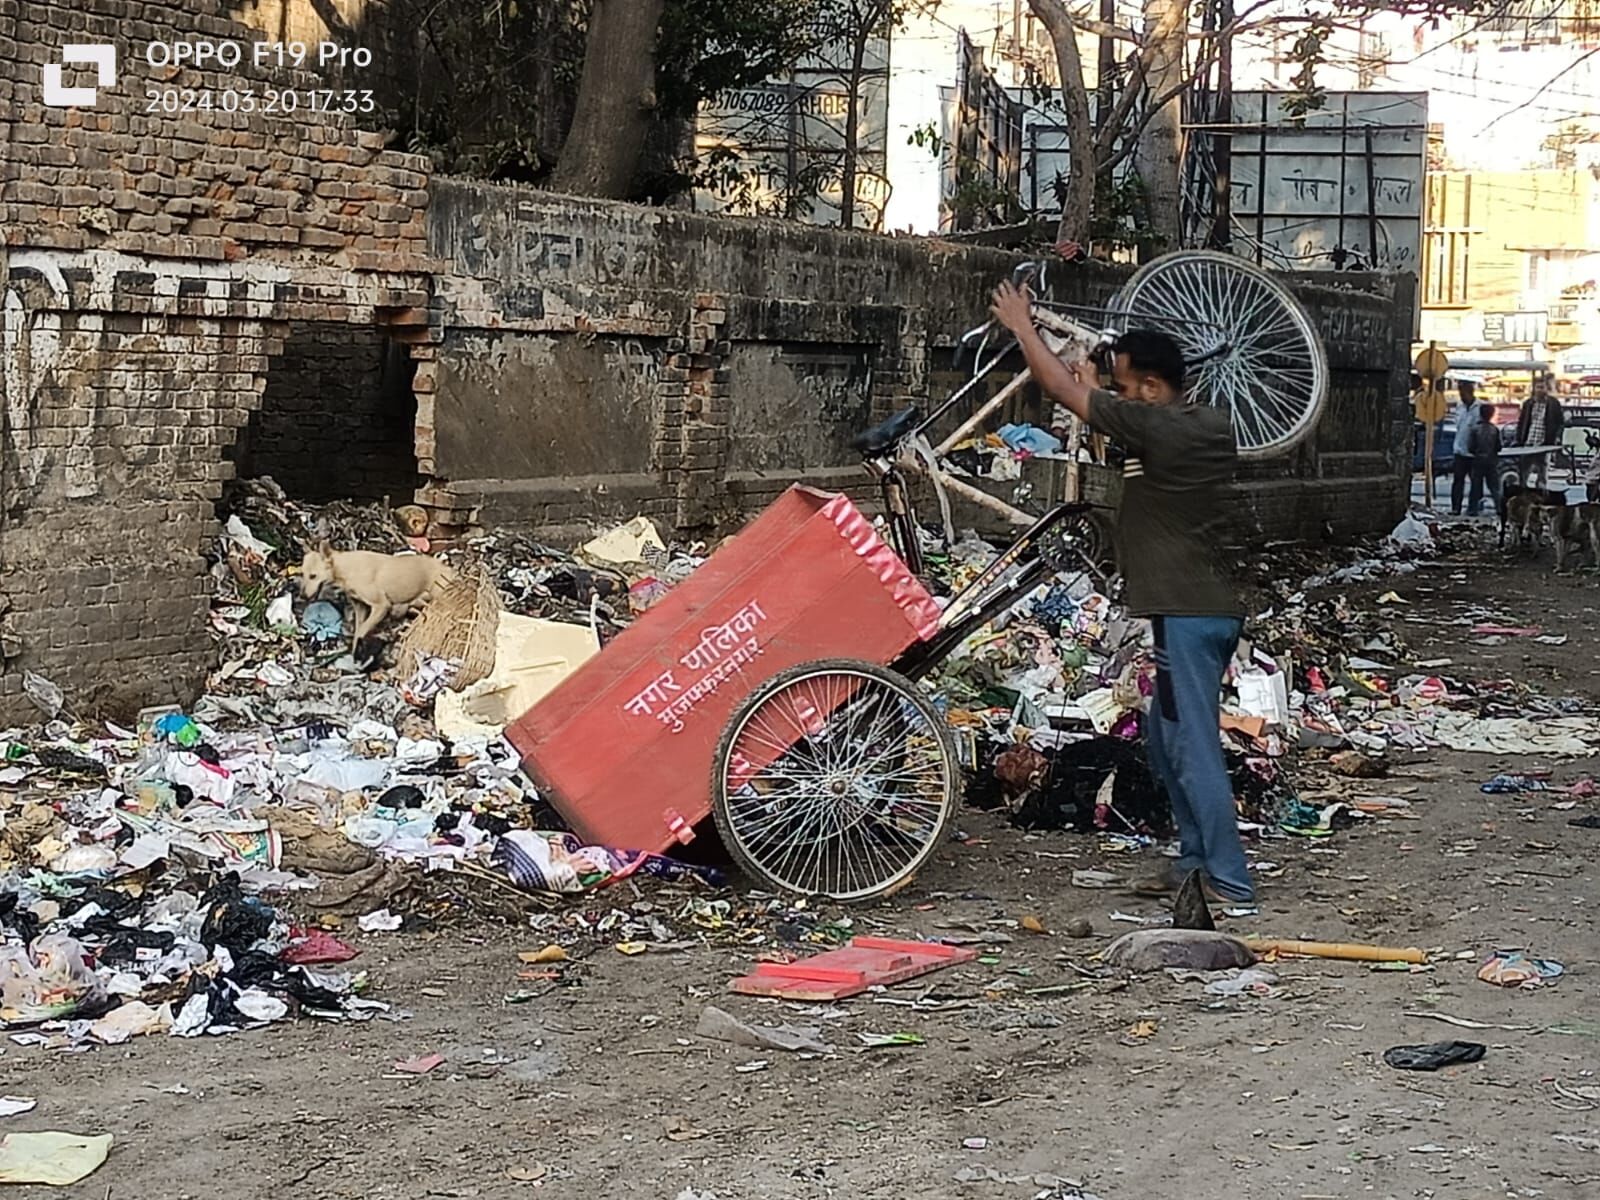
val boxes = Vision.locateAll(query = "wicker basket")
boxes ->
[396,564,502,692]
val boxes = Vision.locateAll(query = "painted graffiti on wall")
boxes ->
[1,259,70,510]
[0,248,302,515]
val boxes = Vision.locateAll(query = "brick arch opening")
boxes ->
[228,320,422,504]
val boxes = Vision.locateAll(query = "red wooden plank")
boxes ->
[749,962,869,985]
[852,936,968,960]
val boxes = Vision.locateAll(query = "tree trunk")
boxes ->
[840,26,869,229]
[550,0,667,198]
[1028,1,1096,246]
[1208,0,1234,249]
[1135,0,1186,253]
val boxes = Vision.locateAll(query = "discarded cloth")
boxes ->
[1480,773,1550,794]
[1383,1041,1486,1072]
[1430,714,1600,758]
[493,831,722,895]
[997,423,1063,456]
[1478,952,1564,989]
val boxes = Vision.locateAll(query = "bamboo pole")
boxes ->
[934,317,1097,457]
[901,458,1035,526]
[1250,938,1426,965]
[933,368,1035,456]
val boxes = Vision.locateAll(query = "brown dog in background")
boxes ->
[299,542,455,651]
[1548,503,1600,571]
[1499,482,1556,549]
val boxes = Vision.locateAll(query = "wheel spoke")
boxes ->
[717,665,955,900]
[1114,251,1328,458]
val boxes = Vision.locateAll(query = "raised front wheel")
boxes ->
[1114,250,1329,459]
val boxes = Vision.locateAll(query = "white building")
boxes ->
[885,0,1110,233]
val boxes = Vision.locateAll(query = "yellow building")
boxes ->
[1421,167,1600,359]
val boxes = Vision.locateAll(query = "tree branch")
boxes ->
[1094,56,1147,159]
[1074,0,1281,44]
[1098,37,1227,165]
[1478,44,1600,136]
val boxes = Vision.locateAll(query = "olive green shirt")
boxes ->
[1086,390,1241,618]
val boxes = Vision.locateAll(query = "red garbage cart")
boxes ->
[505,248,1330,901]
[507,486,962,900]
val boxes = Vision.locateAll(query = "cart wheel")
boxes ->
[1113,250,1328,459]
[711,658,959,902]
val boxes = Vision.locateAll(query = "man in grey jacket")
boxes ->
[1515,374,1565,489]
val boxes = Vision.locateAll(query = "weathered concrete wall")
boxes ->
[426,181,1042,534]
[0,0,432,720]
[424,180,1415,545]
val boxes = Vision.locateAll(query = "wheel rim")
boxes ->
[1042,512,1115,586]
[1114,251,1328,458]
[718,666,953,900]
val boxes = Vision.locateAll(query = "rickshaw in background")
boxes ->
[510,252,1329,900]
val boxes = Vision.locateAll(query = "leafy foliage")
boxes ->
[394,0,829,191]
[655,0,827,119]
[1283,19,1334,122]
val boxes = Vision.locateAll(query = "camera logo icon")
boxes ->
[43,44,117,108]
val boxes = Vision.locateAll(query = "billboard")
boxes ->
[1225,90,1429,276]
[695,31,891,229]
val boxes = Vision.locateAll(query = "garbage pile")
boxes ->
[0,484,735,1053]
[6,484,1594,1062]
[941,509,1598,844]
[943,422,1068,484]
[0,739,388,1049]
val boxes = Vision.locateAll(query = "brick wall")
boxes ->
[424,181,1415,546]
[232,323,420,502]
[0,2,1417,723]
[0,0,432,721]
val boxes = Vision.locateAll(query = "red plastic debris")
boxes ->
[729,936,977,1001]
[392,1053,445,1075]
[281,928,360,965]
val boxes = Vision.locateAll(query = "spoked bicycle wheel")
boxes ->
[1113,251,1328,459]
[711,659,959,901]
[1039,509,1117,591]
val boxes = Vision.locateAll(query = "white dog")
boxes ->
[298,541,455,651]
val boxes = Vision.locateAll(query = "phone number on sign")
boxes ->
[144,88,375,115]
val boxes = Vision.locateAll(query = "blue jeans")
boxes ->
[1146,616,1254,902]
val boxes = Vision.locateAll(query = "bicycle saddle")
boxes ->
[852,406,921,455]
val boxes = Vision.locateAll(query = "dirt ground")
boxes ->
[7,534,1600,1200]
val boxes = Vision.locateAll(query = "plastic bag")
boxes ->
[0,1131,113,1186]
[0,934,104,1024]
[1386,513,1435,550]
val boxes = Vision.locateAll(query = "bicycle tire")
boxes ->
[710,658,959,901]
[1039,508,1116,583]
[1112,250,1329,460]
